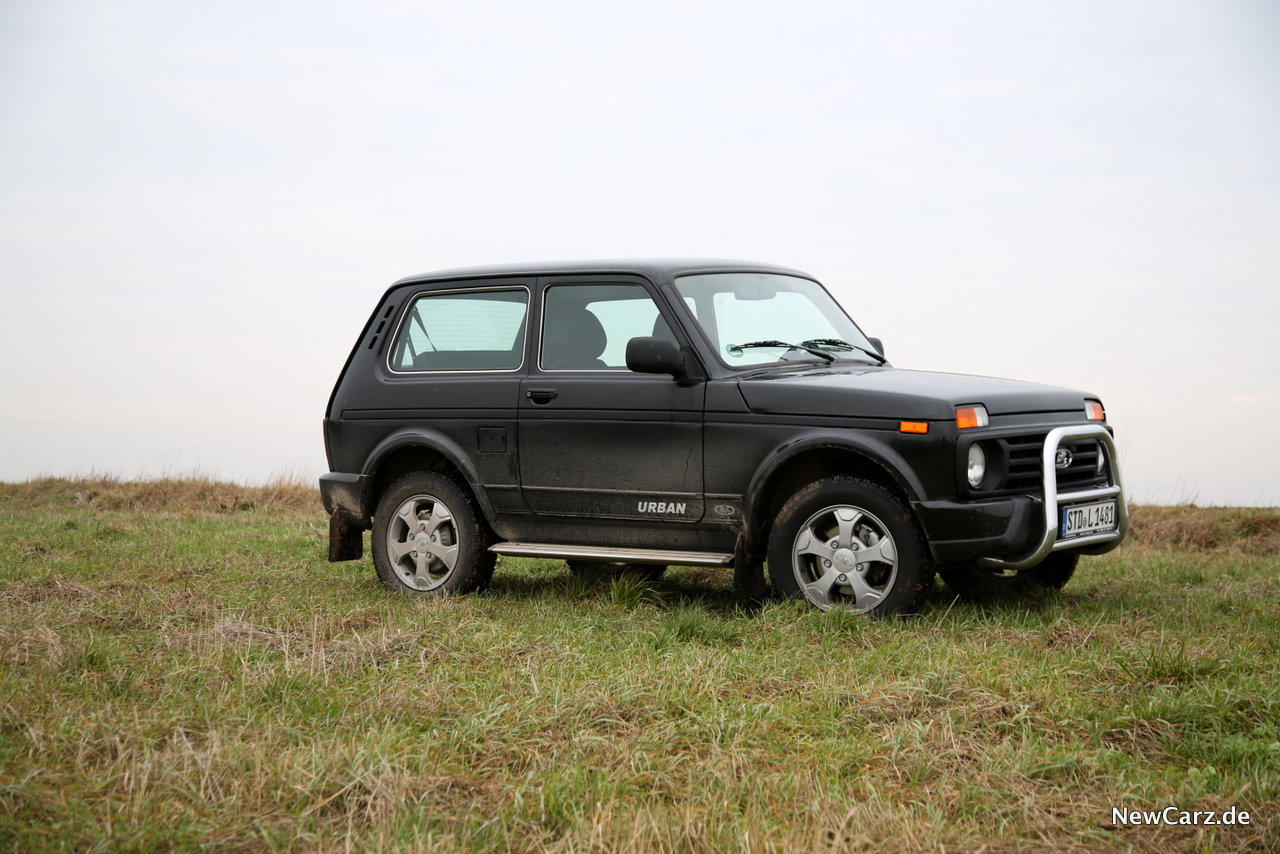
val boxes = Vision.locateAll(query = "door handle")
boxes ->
[526,388,557,404]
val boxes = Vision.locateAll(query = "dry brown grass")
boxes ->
[0,474,321,515]
[1126,505,1280,554]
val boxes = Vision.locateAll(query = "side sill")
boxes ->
[489,542,734,567]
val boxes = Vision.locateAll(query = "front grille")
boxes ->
[990,433,1106,495]
[1004,433,1045,491]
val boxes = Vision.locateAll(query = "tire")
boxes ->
[938,552,1078,599]
[566,560,666,582]
[767,476,932,615]
[371,471,494,596]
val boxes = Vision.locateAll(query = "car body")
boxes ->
[320,259,1127,613]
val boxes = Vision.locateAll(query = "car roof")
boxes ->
[391,258,815,287]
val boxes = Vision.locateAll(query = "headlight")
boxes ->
[967,443,987,488]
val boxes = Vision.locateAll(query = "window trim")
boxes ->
[385,285,531,375]
[536,281,674,373]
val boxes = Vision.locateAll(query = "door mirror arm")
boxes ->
[674,346,704,387]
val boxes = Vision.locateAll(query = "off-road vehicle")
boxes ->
[321,260,1126,614]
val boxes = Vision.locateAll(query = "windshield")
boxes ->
[672,273,880,368]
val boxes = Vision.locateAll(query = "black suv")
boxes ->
[321,260,1127,614]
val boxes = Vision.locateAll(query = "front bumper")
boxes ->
[915,495,1041,564]
[915,424,1128,566]
[976,423,1127,569]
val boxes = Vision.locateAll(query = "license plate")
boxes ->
[1060,500,1117,538]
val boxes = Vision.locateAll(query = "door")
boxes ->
[518,278,705,522]
[374,280,532,513]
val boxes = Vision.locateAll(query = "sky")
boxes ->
[1,0,1278,505]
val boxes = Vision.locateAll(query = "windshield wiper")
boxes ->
[802,338,887,365]
[727,340,835,363]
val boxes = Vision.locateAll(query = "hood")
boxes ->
[737,367,1093,421]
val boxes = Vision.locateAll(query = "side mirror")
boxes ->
[626,336,687,381]
[868,337,885,358]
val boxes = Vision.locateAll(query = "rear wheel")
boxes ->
[566,560,666,582]
[371,472,494,596]
[939,552,1078,599]
[767,477,932,615]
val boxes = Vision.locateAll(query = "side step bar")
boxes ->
[489,542,734,567]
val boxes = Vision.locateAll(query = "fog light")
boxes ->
[967,443,987,488]
[1096,444,1106,473]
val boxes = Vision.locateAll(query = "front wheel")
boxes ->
[371,472,493,596]
[767,477,932,615]
[939,552,1078,599]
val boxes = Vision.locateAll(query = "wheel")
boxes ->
[566,560,666,582]
[767,477,932,615]
[371,471,494,595]
[939,552,1078,599]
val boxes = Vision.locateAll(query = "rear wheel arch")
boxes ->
[364,438,495,533]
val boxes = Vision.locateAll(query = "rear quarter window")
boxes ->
[390,288,529,372]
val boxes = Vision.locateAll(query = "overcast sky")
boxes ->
[2,0,1278,505]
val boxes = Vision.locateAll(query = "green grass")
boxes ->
[1,479,1277,852]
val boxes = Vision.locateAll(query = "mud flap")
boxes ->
[328,511,365,562]
[731,535,768,601]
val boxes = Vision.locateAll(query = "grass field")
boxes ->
[1,478,1277,853]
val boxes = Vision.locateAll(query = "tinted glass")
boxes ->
[391,288,528,371]
[540,284,677,370]
[673,273,877,367]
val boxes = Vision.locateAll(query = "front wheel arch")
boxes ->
[745,444,918,563]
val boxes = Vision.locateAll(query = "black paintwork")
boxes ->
[321,259,1117,569]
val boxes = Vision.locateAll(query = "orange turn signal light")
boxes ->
[899,421,929,434]
[955,405,989,429]
[1085,401,1105,421]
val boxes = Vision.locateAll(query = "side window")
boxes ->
[540,284,679,371]
[390,288,529,371]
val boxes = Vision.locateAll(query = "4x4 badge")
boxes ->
[1055,448,1073,469]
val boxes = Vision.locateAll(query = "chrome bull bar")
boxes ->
[977,424,1128,571]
